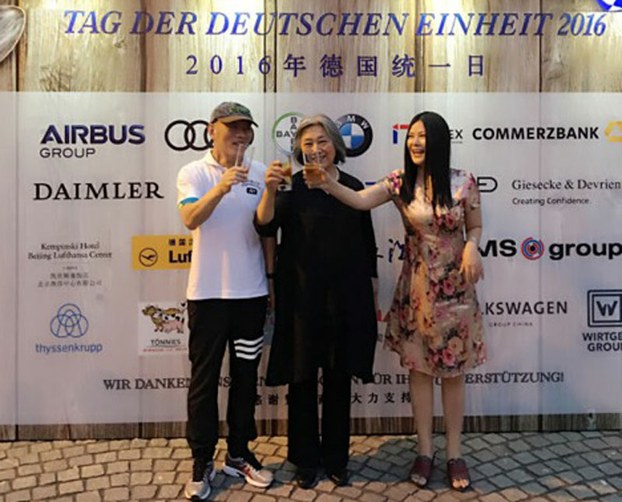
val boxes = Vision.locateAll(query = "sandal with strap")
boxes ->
[447,458,471,492]
[409,453,435,488]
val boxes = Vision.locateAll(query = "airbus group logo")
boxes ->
[595,0,622,12]
[40,124,145,159]
[335,114,373,157]
[165,120,210,151]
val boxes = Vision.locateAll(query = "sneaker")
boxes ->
[184,458,215,500]
[222,452,274,488]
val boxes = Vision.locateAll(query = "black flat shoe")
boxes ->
[294,467,317,489]
[327,468,349,486]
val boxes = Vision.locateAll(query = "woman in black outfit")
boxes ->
[255,114,378,489]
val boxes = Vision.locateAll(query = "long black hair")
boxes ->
[400,111,453,209]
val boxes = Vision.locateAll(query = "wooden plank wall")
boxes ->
[2,0,621,438]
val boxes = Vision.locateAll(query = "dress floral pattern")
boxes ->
[383,168,486,378]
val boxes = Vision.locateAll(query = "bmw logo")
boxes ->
[335,114,373,158]
[596,0,622,11]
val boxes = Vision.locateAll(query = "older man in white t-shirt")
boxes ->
[177,102,274,500]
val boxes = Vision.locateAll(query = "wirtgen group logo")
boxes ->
[335,114,373,157]
[587,290,622,327]
[39,124,145,159]
[595,0,622,12]
[605,121,622,142]
[165,120,210,151]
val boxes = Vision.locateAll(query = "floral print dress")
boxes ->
[383,169,486,378]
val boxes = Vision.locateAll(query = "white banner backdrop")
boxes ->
[0,93,17,426]
[11,92,622,425]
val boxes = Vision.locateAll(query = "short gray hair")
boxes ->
[293,114,347,165]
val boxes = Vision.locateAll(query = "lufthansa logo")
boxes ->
[335,114,373,157]
[139,247,158,267]
[165,120,210,151]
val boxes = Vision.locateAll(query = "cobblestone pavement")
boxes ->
[1,431,622,501]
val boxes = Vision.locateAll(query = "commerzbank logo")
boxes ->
[604,121,622,142]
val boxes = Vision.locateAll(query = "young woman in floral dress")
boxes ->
[307,111,486,492]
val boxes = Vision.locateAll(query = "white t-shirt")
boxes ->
[176,151,268,300]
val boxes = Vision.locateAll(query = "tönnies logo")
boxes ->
[480,238,622,261]
[39,124,145,159]
[472,126,599,141]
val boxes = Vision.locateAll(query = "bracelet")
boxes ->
[266,272,276,279]
[467,236,479,245]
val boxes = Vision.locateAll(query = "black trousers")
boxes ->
[186,297,267,460]
[287,365,352,472]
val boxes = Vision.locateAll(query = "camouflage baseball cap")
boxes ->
[210,102,258,126]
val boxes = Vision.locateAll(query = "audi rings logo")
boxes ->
[50,303,89,339]
[165,120,210,151]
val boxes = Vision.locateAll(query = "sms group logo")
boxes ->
[481,238,622,261]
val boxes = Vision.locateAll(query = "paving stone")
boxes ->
[565,484,597,500]
[512,452,539,465]
[102,486,130,501]
[130,484,158,500]
[85,476,111,491]
[487,474,513,489]
[130,471,153,485]
[118,449,141,461]
[598,461,622,476]
[86,443,109,454]
[76,492,102,502]
[548,489,578,502]
[6,489,32,502]
[0,469,16,482]
[39,449,62,462]
[530,448,558,461]
[11,475,36,490]
[58,480,84,495]
[32,485,58,499]
[68,454,94,468]
[549,444,574,456]
[155,483,182,499]
[588,479,618,496]
[499,487,529,501]
[577,465,607,481]
[475,462,501,478]
[557,470,583,485]
[543,459,571,472]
